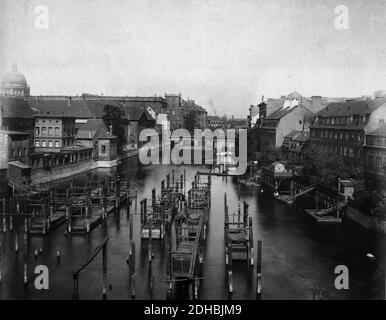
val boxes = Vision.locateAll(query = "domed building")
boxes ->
[0,65,30,97]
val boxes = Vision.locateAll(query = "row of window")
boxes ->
[35,140,60,148]
[366,137,386,147]
[10,148,28,158]
[319,144,361,158]
[367,155,385,170]
[35,126,75,137]
[312,129,362,142]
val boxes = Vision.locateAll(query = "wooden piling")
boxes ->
[130,242,136,299]
[102,243,107,300]
[23,218,29,285]
[256,240,262,299]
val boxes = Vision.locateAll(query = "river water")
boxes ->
[0,160,384,300]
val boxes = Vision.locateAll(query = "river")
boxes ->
[0,160,384,300]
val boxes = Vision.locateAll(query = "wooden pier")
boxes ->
[168,171,211,300]
[223,193,254,293]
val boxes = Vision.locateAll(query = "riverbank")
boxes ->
[345,206,386,234]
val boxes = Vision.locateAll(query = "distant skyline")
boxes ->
[1,0,386,116]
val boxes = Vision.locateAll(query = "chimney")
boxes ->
[311,96,322,107]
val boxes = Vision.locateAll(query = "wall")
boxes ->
[31,158,95,184]
[276,106,314,148]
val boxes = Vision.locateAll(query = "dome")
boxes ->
[1,65,28,87]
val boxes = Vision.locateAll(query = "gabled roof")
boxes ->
[0,96,34,118]
[317,98,386,117]
[121,103,155,121]
[284,130,302,139]
[27,98,92,118]
[367,123,386,137]
[75,119,117,140]
[75,119,104,139]
[293,131,310,142]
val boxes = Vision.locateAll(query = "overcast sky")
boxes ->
[1,0,386,116]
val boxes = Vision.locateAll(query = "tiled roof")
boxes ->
[27,98,92,118]
[121,103,155,121]
[0,96,34,118]
[317,98,386,117]
[284,130,302,139]
[367,123,386,136]
[293,131,310,142]
[75,119,104,139]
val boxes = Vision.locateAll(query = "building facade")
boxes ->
[34,114,76,153]
[259,104,315,152]
[365,124,386,190]
[309,98,386,165]
[281,130,310,163]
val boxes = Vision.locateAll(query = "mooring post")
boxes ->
[86,205,90,233]
[256,240,262,299]
[249,217,254,266]
[102,243,107,300]
[23,217,29,285]
[148,216,153,263]
[131,242,136,299]
[152,188,156,208]
[243,202,249,229]
[228,244,233,293]
[2,199,6,233]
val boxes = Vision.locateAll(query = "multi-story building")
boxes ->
[258,102,315,152]
[75,119,118,162]
[309,98,386,164]
[165,93,182,130]
[207,115,224,128]
[34,112,77,153]
[364,124,386,190]
[180,99,208,129]
[0,96,34,170]
[281,130,310,163]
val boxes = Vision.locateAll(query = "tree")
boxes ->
[183,111,198,134]
[301,144,359,186]
[257,148,282,167]
[102,104,129,153]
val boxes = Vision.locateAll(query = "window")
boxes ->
[42,127,47,135]
[349,148,354,158]
[42,140,47,147]
[35,140,40,147]
[48,127,53,136]
[101,145,106,154]
[299,120,302,124]
[48,141,53,147]
[35,127,40,135]
[380,119,385,125]
[55,141,60,148]
[55,127,60,136]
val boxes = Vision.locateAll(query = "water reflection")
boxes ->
[0,159,384,300]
